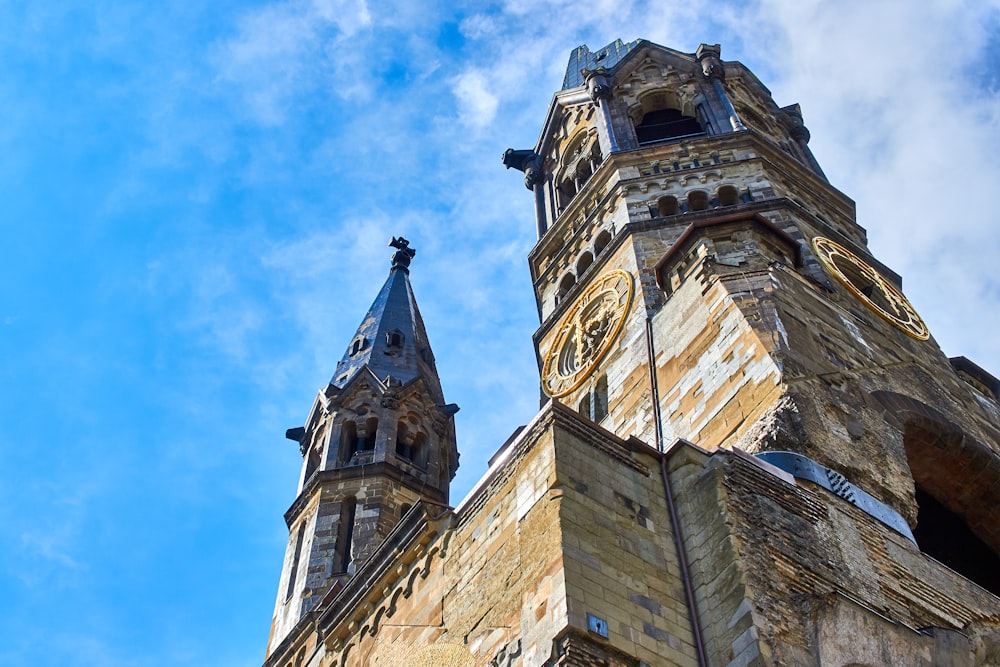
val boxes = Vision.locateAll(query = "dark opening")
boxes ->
[359,417,378,452]
[304,444,321,480]
[576,251,594,276]
[594,230,612,256]
[717,185,740,207]
[341,421,358,462]
[350,337,365,356]
[334,497,357,574]
[593,375,608,423]
[635,109,704,145]
[913,487,1000,595]
[395,420,425,466]
[285,522,306,600]
[556,273,577,304]
[687,191,709,212]
[657,195,679,217]
[386,330,403,348]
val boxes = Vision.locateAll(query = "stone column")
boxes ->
[783,104,828,181]
[584,68,620,155]
[503,148,549,237]
[696,44,747,132]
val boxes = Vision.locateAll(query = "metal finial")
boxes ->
[390,236,416,270]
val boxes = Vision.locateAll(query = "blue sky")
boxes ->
[1,1,998,665]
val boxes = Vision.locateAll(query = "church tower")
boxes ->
[261,40,999,667]
[505,39,999,573]
[265,238,459,657]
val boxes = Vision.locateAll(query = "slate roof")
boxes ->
[329,257,444,404]
[561,38,643,90]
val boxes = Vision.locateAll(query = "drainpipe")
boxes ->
[646,316,708,667]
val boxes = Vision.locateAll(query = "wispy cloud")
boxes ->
[214,0,373,124]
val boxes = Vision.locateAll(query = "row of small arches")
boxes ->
[555,229,614,304]
[649,184,750,218]
[303,415,429,481]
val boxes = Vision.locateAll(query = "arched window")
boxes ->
[285,522,306,600]
[657,195,679,217]
[578,375,609,423]
[304,443,321,481]
[340,421,358,464]
[395,417,428,467]
[576,251,594,276]
[333,497,357,574]
[360,417,378,453]
[635,108,704,145]
[557,178,577,210]
[349,336,366,356]
[555,273,577,304]
[386,330,404,348]
[341,417,378,464]
[717,185,740,207]
[687,190,709,212]
[593,375,608,423]
[594,230,612,256]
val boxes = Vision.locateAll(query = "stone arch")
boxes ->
[555,272,576,304]
[717,184,740,207]
[576,251,594,276]
[395,412,429,468]
[594,229,612,256]
[630,90,704,146]
[687,190,710,212]
[657,195,679,217]
[871,390,1000,593]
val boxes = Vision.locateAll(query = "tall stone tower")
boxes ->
[265,237,459,657]
[261,40,999,667]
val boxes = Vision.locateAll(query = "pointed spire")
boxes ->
[329,237,444,403]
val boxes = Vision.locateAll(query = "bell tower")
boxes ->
[507,39,1000,592]
[265,237,459,657]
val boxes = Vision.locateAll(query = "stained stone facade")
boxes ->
[262,40,1000,667]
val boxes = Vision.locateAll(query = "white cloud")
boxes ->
[451,69,499,128]
[214,0,373,124]
[722,0,1000,367]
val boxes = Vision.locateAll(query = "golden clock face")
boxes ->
[542,269,634,397]
[811,236,929,341]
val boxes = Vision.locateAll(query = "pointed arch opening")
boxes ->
[333,497,357,574]
[304,443,321,481]
[635,108,705,146]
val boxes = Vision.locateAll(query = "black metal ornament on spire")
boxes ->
[390,236,416,271]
